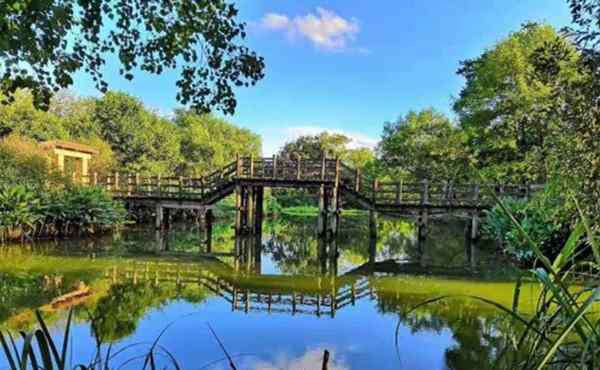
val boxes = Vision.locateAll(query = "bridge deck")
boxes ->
[79,156,538,213]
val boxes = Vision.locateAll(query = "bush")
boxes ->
[40,186,127,237]
[483,184,573,263]
[0,134,65,188]
[0,183,126,241]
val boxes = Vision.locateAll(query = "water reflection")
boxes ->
[0,214,523,370]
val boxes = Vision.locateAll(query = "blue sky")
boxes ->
[72,0,573,155]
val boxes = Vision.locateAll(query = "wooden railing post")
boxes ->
[273,155,278,179]
[250,154,255,178]
[372,179,378,204]
[395,183,400,205]
[355,168,360,192]
[157,174,161,197]
[135,173,140,195]
[335,158,341,187]
[473,184,480,205]
[179,176,183,197]
[296,156,302,180]
[321,152,326,181]
[421,179,429,205]
[127,174,132,196]
[93,172,98,186]
[235,153,242,177]
[114,172,119,193]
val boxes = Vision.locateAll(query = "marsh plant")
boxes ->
[410,198,600,369]
[0,184,126,242]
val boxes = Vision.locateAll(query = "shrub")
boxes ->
[0,185,41,242]
[483,184,573,263]
[40,186,127,236]
[0,134,65,188]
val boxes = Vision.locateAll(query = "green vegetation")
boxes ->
[0,184,126,242]
[0,0,264,113]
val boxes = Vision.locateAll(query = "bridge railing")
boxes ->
[237,156,339,182]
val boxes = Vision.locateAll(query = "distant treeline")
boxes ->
[0,90,261,177]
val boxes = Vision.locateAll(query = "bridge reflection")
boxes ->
[105,236,374,318]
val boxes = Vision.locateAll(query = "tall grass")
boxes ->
[0,309,182,370]
[403,197,600,369]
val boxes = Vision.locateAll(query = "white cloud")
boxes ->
[258,8,363,52]
[252,348,348,370]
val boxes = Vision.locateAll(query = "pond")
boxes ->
[0,214,534,370]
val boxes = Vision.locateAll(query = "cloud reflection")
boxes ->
[251,348,348,370]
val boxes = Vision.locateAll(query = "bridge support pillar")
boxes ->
[318,185,339,240]
[417,210,429,242]
[155,203,163,230]
[252,186,264,241]
[204,209,213,253]
[235,185,250,237]
[369,209,378,264]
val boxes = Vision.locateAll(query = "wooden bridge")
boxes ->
[81,155,538,251]
[105,261,373,318]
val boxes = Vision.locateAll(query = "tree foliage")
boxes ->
[0,0,264,113]
[453,23,581,183]
[0,88,262,176]
[378,109,471,181]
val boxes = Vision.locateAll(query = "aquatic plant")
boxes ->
[0,309,181,370]
[0,184,126,242]
[0,185,41,242]
[407,198,600,369]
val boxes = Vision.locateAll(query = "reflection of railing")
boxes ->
[75,155,539,210]
[104,262,373,318]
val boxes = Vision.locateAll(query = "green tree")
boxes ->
[0,0,264,113]
[0,89,68,140]
[378,108,471,181]
[453,23,580,182]
[174,110,261,176]
[93,92,182,174]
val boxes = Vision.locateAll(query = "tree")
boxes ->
[453,23,581,182]
[93,92,182,174]
[174,110,261,176]
[0,89,68,140]
[527,2,600,225]
[0,0,264,113]
[378,109,471,181]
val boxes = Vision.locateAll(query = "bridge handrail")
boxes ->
[73,156,540,208]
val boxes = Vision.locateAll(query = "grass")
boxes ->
[405,196,600,369]
[281,205,367,217]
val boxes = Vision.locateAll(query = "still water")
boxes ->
[0,214,532,370]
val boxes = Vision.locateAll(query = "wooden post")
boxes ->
[318,185,330,238]
[335,159,341,187]
[235,185,242,237]
[157,174,162,197]
[93,172,98,186]
[253,186,264,237]
[114,172,119,193]
[135,173,140,196]
[250,154,255,178]
[179,176,183,197]
[355,168,361,192]
[296,156,301,180]
[272,155,278,179]
[204,209,213,253]
[236,153,242,177]
[321,152,327,181]
[395,183,401,205]
[369,209,377,264]
[155,203,163,230]
[421,179,429,205]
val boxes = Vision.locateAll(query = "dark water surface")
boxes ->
[0,214,532,370]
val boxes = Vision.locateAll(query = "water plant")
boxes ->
[406,197,600,369]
